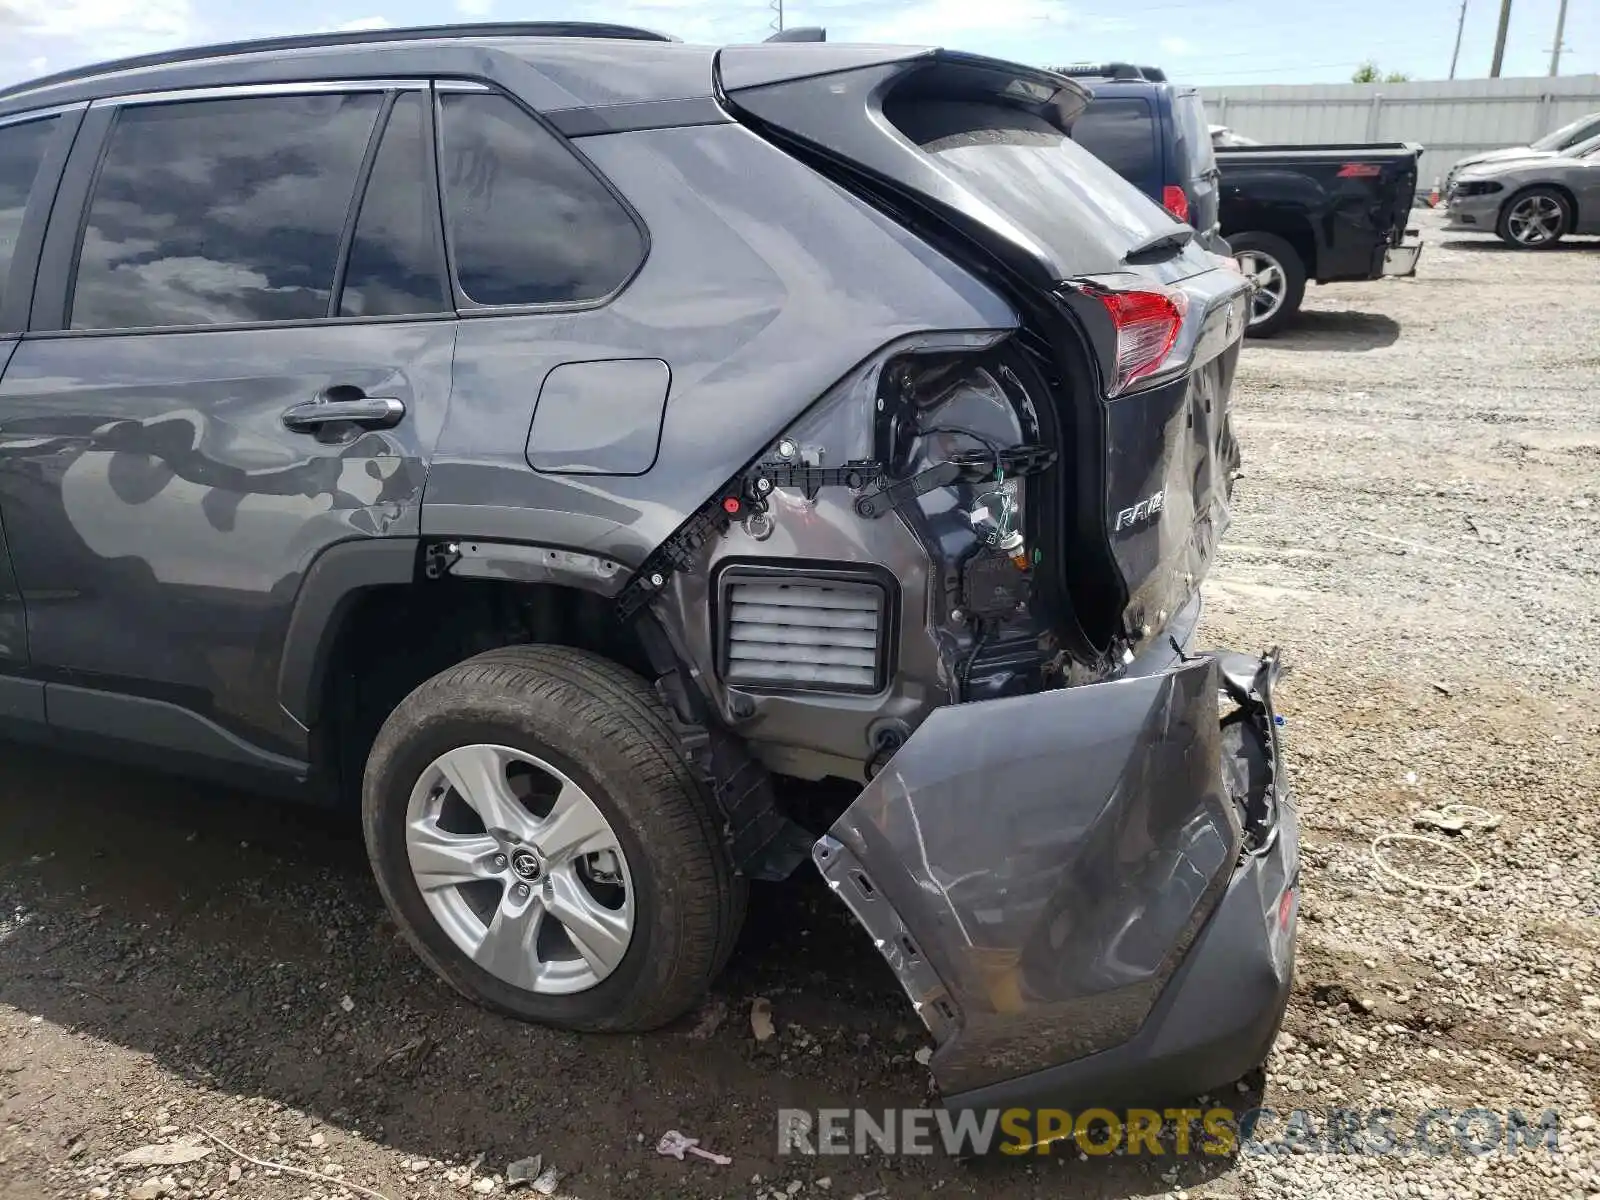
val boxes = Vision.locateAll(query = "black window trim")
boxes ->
[0,104,86,336]
[24,75,651,336]
[429,78,650,319]
[325,90,393,320]
[331,87,453,321]
[31,78,453,338]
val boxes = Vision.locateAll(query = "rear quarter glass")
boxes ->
[1070,96,1160,196]
[1172,90,1218,183]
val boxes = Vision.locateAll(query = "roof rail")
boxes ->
[0,22,677,102]
[1052,62,1167,83]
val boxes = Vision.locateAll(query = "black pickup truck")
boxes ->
[1215,142,1422,335]
[1063,65,1422,336]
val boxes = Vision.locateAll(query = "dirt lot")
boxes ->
[2,211,1598,1200]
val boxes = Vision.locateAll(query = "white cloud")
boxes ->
[455,0,494,16]
[6,0,192,47]
[1159,36,1192,57]
[332,15,392,31]
[0,0,193,85]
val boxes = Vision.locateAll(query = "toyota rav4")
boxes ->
[0,23,1296,1113]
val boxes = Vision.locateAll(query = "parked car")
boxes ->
[1445,109,1600,193]
[1063,65,1422,336]
[1210,124,1260,148]
[1055,63,1223,244]
[1446,132,1600,248]
[1214,141,1423,334]
[0,25,1295,1113]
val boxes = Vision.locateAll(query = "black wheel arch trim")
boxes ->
[277,538,423,732]
[277,535,652,733]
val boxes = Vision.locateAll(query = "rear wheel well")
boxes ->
[1227,213,1316,279]
[313,578,654,805]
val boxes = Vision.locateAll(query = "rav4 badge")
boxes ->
[1114,490,1166,532]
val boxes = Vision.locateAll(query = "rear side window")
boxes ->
[0,116,59,314]
[1071,97,1159,192]
[437,92,643,307]
[339,92,449,317]
[1171,90,1217,182]
[71,93,382,330]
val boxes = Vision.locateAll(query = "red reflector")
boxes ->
[1278,887,1295,930]
[1161,184,1190,222]
[722,497,741,514]
[1338,163,1382,178]
[1090,286,1187,395]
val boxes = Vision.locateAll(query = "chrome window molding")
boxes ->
[86,80,431,109]
[0,103,88,128]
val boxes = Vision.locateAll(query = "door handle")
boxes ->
[282,393,405,433]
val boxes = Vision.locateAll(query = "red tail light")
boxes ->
[1091,286,1188,395]
[1161,184,1190,222]
[1337,162,1382,178]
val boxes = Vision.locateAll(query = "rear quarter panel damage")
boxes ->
[422,119,1017,565]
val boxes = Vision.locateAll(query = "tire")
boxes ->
[1230,232,1307,338]
[362,644,746,1032]
[1496,186,1572,249]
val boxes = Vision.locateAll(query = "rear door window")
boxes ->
[0,116,59,315]
[1070,97,1159,195]
[437,92,644,307]
[71,93,382,330]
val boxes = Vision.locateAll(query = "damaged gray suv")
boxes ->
[0,23,1296,1112]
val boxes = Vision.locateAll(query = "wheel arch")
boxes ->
[1499,181,1579,232]
[1224,210,1316,279]
[279,537,664,801]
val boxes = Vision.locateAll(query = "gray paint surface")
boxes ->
[823,655,1241,1095]
[0,320,456,756]
[526,358,671,475]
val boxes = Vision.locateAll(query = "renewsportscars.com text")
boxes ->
[777,1106,1565,1157]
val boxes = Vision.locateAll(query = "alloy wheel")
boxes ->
[1506,194,1565,246]
[404,743,635,995]
[1235,250,1287,325]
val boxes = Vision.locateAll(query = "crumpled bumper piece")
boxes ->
[1382,231,1423,277]
[814,650,1297,1106]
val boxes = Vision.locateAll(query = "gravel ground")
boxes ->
[2,210,1598,1200]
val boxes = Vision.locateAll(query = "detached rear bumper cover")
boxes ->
[814,650,1297,1109]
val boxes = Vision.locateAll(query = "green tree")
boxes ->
[1353,60,1411,83]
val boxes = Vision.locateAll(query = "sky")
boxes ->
[1,0,1596,91]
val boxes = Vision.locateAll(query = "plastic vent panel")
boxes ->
[722,575,888,692]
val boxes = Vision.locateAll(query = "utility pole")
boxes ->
[1549,0,1569,75]
[1490,0,1512,77]
[1449,0,1469,79]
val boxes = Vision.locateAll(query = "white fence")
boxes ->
[1202,75,1600,190]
